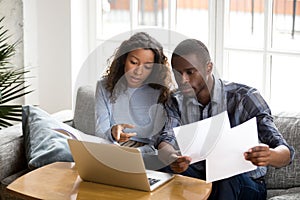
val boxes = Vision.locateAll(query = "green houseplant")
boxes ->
[0,17,32,129]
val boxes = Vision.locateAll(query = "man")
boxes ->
[155,39,294,200]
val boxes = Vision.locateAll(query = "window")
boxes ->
[175,0,209,42]
[93,0,300,112]
[138,0,169,27]
[96,0,209,45]
[271,55,300,111]
[97,0,131,39]
[222,0,300,112]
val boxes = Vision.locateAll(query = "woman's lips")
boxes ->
[129,76,141,83]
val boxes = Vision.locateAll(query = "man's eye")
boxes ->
[186,70,194,75]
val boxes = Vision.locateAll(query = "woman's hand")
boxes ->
[111,124,137,143]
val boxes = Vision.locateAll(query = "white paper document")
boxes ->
[206,117,258,182]
[173,111,231,164]
[174,111,258,182]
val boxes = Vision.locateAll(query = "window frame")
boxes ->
[217,0,300,110]
[91,0,300,112]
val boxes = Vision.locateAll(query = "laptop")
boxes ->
[67,139,174,191]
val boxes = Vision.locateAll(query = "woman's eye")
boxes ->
[144,64,153,70]
[130,60,138,65]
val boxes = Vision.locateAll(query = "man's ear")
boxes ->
[206,62,213,73]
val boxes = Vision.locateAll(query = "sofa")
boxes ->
[0,85,96,200]
[0,85,299,200]
[264,111,300,200]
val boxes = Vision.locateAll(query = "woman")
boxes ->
[95,32,172,157]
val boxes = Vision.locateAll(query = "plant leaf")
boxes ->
[0,16,34,129]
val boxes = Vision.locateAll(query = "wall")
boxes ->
[22,0,94,114]
[0,0,23,68]
[0,0,76,113]
[23,0,73,113]
[0,0,25,104]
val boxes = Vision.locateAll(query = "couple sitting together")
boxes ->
[94,32,294,200]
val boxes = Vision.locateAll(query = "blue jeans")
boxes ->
[160,166,267,200]
[208,174,267,200]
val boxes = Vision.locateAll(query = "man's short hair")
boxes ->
[172,39,211,66]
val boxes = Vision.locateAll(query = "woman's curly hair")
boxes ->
[103,32,173,103]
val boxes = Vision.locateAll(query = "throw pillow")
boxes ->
[22,105,74,169]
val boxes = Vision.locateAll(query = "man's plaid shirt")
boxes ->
[156,77,294,180]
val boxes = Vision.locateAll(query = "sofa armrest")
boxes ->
[0,109,74,182]
[51,109,74,124]
[0,124,27,181]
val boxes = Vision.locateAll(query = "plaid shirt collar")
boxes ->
[172,75,227,118]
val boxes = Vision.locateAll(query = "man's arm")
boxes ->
[240,89,294,168]
[156,95,193,173]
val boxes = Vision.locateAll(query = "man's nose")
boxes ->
[181,73,189,83]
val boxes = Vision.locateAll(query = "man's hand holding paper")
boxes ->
[173,111,259,182]
[169,156,192,173]
[244,143,271,166]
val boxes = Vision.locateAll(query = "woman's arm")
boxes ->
[95,80,114,141]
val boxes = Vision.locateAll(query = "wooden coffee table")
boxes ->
[7,162,212,200]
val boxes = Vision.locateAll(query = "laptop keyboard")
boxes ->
[148,178,160,186]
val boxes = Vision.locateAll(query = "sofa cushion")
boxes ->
[73,85,95,135]
[268,187,300,199]
[268,193,300,200]
[22,105,74,169]
[265,112,300,189]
